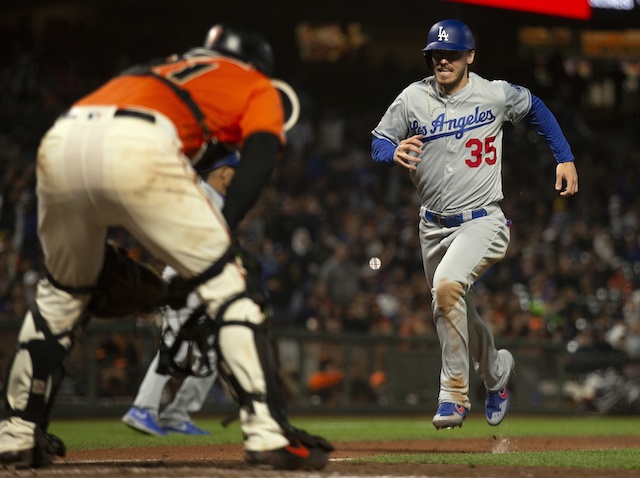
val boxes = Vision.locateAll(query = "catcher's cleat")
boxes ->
[0,449,33,470]
[0,421,66,470]
[31,429,66,468]
[485,349,515,426]
[122,406,166,436]
[432,402,469,429]
[245,440,330,471]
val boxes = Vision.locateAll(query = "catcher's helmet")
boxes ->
[422,19,475,52]
[204,24,274,76]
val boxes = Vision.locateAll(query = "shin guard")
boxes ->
[5,309,69,427]
[216,319,333,452]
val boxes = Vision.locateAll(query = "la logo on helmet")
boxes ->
[437,27,449,42]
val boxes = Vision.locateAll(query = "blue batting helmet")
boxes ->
[422,19,475,52]
[198,151,240,174]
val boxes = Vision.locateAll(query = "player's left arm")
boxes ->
[222,80,284,231]
[525,94,578,196]
[223,132,279,231]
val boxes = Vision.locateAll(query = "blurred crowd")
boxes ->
[2,17,640,402]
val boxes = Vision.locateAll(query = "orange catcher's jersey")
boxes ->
[74,50,285,159]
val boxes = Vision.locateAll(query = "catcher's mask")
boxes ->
[157,304,217,379]
[205,24,274,76]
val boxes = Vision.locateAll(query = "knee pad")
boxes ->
[434,280,464,316]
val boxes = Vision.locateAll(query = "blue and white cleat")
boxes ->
[162,421,210,436]
[432,402,469,429]
[485,386,509,426]
[485,349,515,426]
[121,407,165,436]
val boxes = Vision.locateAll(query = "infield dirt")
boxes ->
[1,435,637,478]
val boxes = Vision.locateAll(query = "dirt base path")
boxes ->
[2,435,638,477]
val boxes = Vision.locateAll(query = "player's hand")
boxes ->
[556,161,578,196]
[394,135,423,171]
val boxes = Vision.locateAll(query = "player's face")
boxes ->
[431,50,475,95]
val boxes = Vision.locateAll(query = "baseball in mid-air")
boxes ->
[369,257,381,270]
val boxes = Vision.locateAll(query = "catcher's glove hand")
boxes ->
[88,241,167,318]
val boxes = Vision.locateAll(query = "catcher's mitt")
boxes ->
[88,241,167,318]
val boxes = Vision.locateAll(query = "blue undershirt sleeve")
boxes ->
[525,95,575,163]
[371,137,397,167]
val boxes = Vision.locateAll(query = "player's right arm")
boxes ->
[371,87,423,171]
[371,135,423,171]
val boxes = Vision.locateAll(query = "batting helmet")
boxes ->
[198,151,240,174]
[422,19,475,52]
[204,24,274,76]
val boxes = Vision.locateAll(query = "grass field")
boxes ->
[49,415,640,470]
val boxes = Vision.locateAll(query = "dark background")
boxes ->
[2,0,639,110]
[2,1,640,406]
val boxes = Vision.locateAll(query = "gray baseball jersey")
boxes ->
[372,72,531,214]
[373,71,523,410]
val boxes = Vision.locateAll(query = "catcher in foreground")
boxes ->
[0,24,332,471]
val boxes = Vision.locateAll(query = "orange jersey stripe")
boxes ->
[75,55,285,159]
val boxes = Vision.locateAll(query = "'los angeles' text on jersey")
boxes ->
[410,106,497,141]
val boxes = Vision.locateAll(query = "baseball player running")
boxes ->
[0,24,332,470]
[371,19,578,429]
[122,152,239,437]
